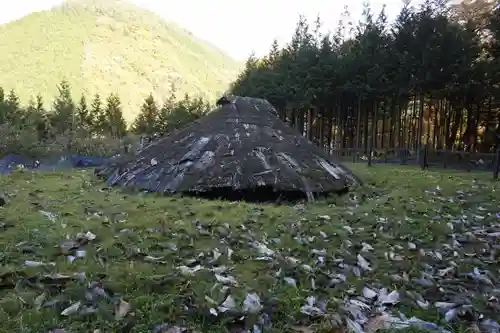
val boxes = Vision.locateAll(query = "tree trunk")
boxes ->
[298,109,305,136]
[307,108,314,141]
[446,102,461,149]
[319,108,325,149]
[381,102,386,149]
[363,105,369,154]
[368,99,378,167]
[326,114,333,153]
[355,97,362,150]
[290,108,296,129]
[416,93,425,162]
[410,94,417,149]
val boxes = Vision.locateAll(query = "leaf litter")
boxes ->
[0,167,499,332]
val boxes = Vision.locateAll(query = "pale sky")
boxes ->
[0,0,422,60]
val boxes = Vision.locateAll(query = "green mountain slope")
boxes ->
[0,0,243,122]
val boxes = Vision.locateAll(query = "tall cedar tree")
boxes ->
[5,89,21,126]
[24,95,48,140]
[229,0,500,153]
[105,93,127,138]
[0,87,4,125]
[34,94,49,140]
[133,94,160,135]
[91,93,105,135]
[51,80,75,135]
[158,93,209,133]
[157,90,177,134]
[76,95,91,132]
[1,0,500,157]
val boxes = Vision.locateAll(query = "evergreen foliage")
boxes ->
[0,0,242,122]
[0,81,212,157]
[132,94,160,136]
[1,0,499,163]
[230,0,500,155]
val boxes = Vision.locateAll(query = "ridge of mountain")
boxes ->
[0,0,243,122]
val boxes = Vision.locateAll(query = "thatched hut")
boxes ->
[96,96,360,202]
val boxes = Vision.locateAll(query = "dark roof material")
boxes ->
[96,96,360,202]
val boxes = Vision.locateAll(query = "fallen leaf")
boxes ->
[115,298,131,320]
[61,301,81,316]
[34,292,46,310]
[292,326,314,333]
[364,314,388,333]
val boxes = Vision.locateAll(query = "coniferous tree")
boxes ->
[50,80,75,135]
[76,95,91,132]
[25,97,37,122]
[157,89,177,134]
[35,94,44,114]
[227,0,500,157]
[24,95,48,141]
[161,93,209,133]
[34,94,48,140]
[0,87,5,125]
[1,0,500,160]
[90,93,105,135]
[132,93,159,135]
[5,89,21,126]
[105,93,127,138]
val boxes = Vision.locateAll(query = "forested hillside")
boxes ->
[230,0,499,155]
[0,0,241,122]
[1,0,498,162]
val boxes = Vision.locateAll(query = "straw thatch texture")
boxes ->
[96,96,359,201]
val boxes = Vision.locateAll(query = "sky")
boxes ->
[0,0,423,60]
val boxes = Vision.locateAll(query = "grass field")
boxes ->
[0,164,499,333]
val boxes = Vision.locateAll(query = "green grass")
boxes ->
[0,164,498,332]
[0,0,243,123]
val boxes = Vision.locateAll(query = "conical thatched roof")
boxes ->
[96,96,359,202]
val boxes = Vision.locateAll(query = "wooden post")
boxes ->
[494,149,500,180]
[415,94,425,165]
[66,106,76,159]
[368,99,377,167]
[421,144,429,170]
[494,134,500,180]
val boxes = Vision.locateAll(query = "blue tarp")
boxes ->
[70,155,108,168]
[0,154,37,174]
[0,153,110,175]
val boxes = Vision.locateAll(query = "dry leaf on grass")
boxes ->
[61,301,81,316]
[292,326,314,333]
[34,292,46,310]
[364,315,388,333]
[115,298,131,320]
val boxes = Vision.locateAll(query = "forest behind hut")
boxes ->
[230,0,500,162]
[1,0,499,167]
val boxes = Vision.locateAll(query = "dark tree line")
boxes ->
[132,92,210,136]
[0,81,210,156]
[230,0,500,156]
